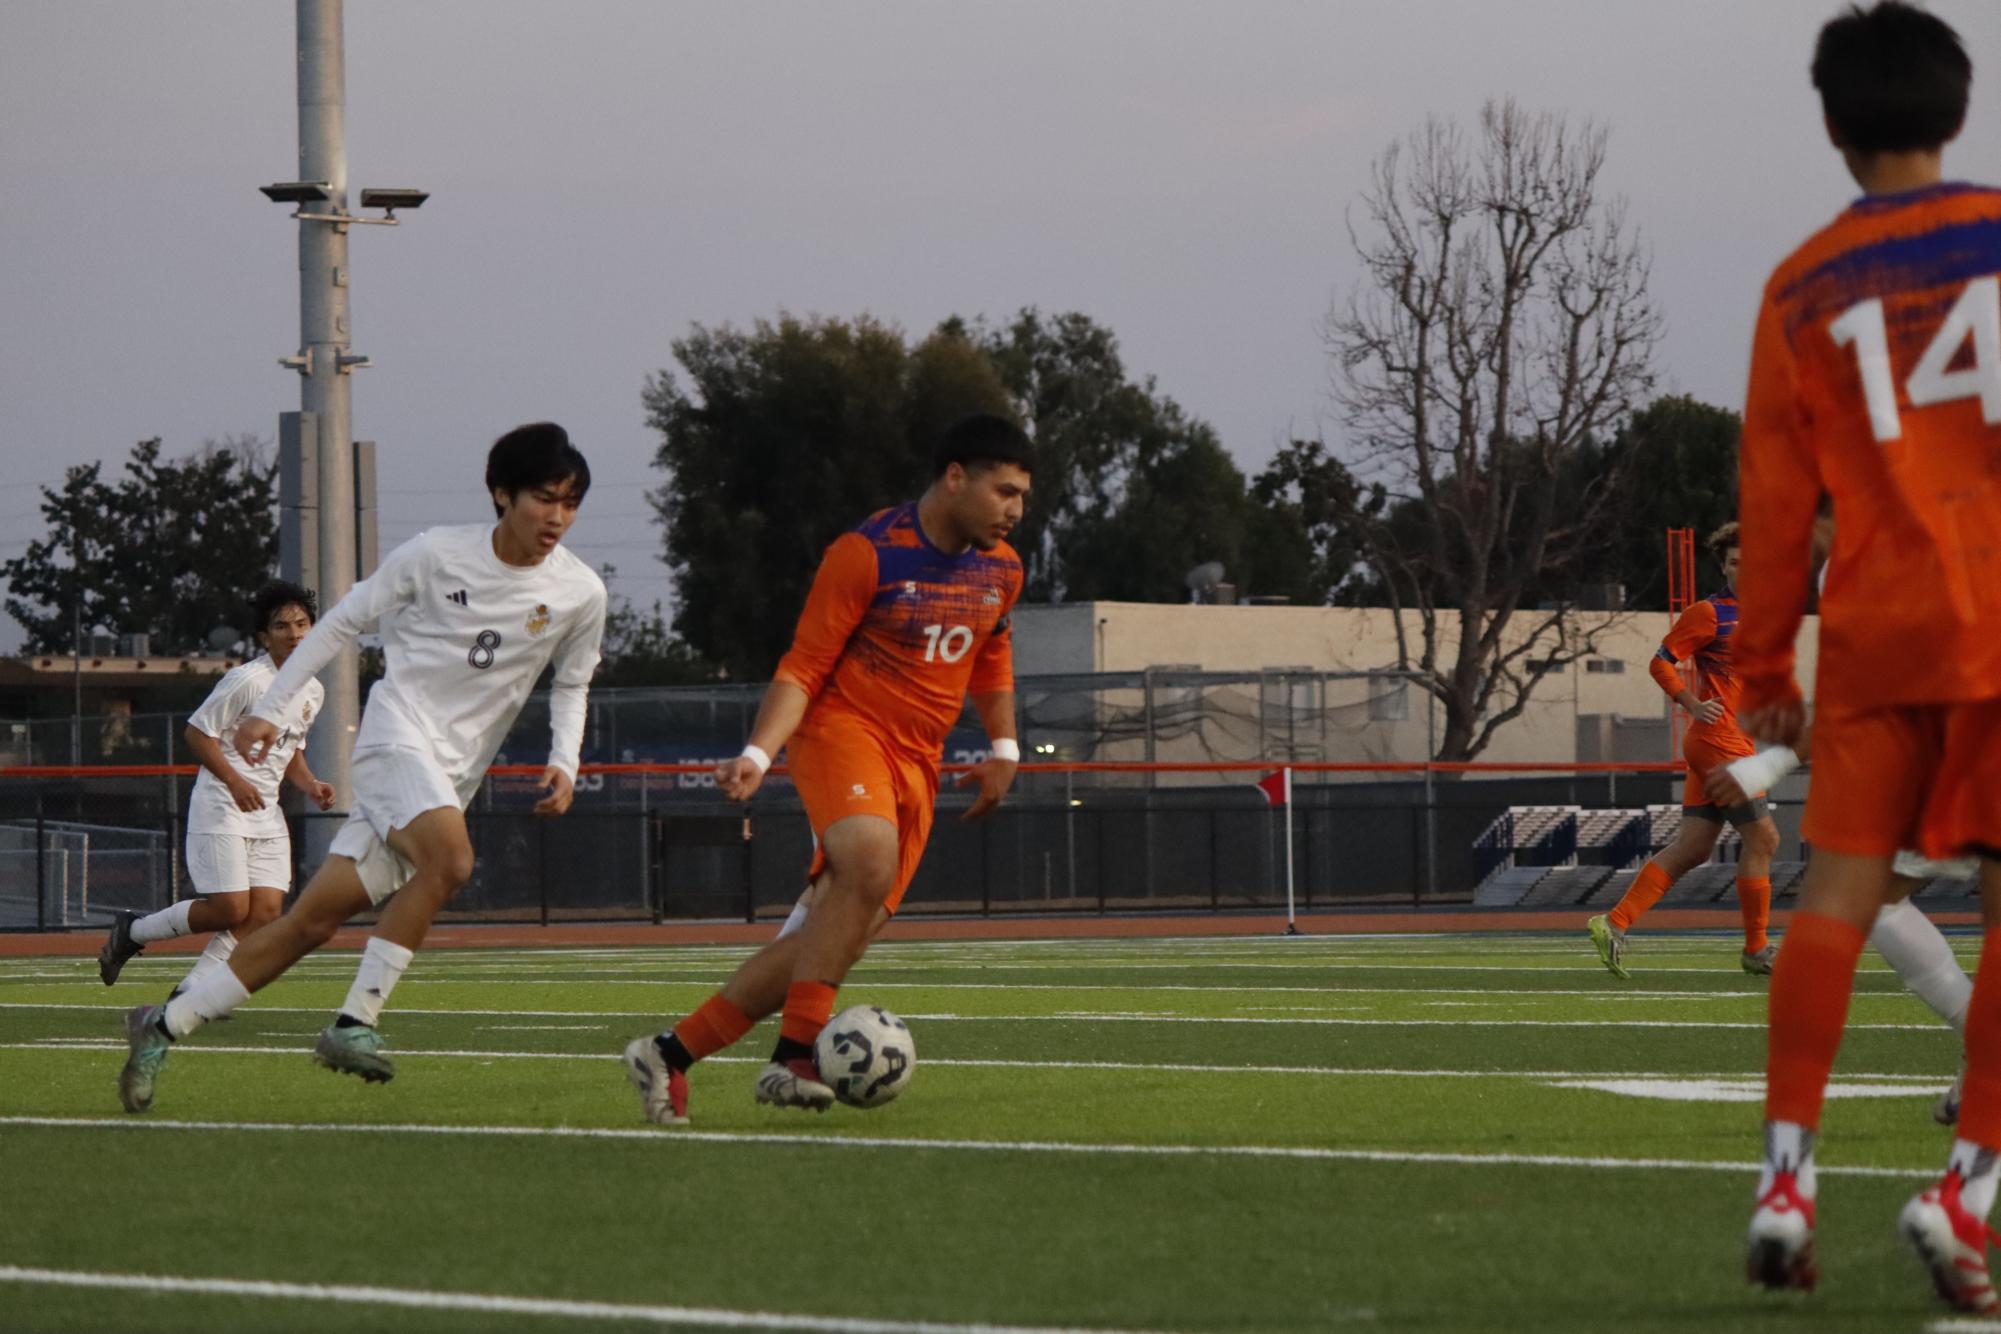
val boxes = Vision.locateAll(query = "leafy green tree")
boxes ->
[3,436,278,655]
[1585,395,1743,608]
[643,314,1011,677]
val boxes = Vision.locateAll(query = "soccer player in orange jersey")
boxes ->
[1736,4,2001,1307]
[1587,523,1782,977]
[623,414,1031,1122]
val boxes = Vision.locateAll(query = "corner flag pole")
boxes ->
[1281,766,1299,936]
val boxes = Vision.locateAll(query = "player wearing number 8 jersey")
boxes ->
[1737,3,2001,1309]
[624,413,1031,1122]
[116,423,606,1111]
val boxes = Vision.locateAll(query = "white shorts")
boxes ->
[1894,848,1982,881]
[328,745,463,906]
[185,832,292,895]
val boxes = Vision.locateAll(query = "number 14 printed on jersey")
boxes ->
[1831,274,2001,442]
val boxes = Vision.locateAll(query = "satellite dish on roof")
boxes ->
[1185,561,1226,592]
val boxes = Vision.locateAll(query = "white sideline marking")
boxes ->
[0,1115,1937,1180]
[0,1001,1951,1029]
[11,1040,1952,1085]
[0,1265,1177,1334]
[1550,1078,1927,1104]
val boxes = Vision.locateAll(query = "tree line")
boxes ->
[4,99,1746,760]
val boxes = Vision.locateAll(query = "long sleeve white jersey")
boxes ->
[250,524,607,795]
[186,654,322,840]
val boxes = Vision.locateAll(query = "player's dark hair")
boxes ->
[1812,2,1971,154]
[1707,521,1742,557]
[486,421,591,518]
[932,413,1036,479]
[250,580,317,634]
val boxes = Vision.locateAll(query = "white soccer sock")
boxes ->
[173,930,238,996]
[161,965,251,1039]
[1949,1139,2001,1219]
[337,937,414,1028]
[129,899,195,945]
[1758,1121,1817,1199]
[1871,899,1972,1031]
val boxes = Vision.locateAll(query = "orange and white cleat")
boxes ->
[623,1036,691,1126]
[1747,1171,1818,1291]
[1902,1171,2001,1313]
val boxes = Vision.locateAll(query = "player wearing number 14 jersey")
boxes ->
[1737,3,2001,1309]
[624,413,1031,1123]
[117,423,606,1112]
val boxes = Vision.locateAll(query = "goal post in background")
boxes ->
[1664,527,1697,762]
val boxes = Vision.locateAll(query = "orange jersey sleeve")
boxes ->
[966,580,1021,697]
[1649,601,1716,701]
[772,533,878,700]
[1737,184,2001,713]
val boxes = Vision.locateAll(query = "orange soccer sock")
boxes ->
[669,993,755,1066]
[1608,862,1674,932]
[1763,910,1868,1130]
[1737,876,1773,954]
[777,980,840,1052]
[1953,934,2001,1149]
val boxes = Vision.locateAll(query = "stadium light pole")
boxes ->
[265,0,426,809]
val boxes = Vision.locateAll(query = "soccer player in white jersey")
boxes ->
[97,582,335,997]
[116,423,608,1112]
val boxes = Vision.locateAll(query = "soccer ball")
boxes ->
[814,1005,915,1108]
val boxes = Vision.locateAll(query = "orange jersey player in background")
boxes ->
[1738,3,2001,1309]
[622,413,1033,1124]
[1589,523,1782,978]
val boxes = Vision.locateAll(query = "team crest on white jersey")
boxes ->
[301,701,314,724]
[526,604,551,637]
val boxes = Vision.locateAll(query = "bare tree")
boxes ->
[1328,99,1662,761]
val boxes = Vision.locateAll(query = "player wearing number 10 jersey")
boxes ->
[1737,3,2001,1309]
[117,423,607,1112]
[624,413,1032,1123]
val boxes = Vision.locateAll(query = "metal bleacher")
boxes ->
[1471,802,1812,909]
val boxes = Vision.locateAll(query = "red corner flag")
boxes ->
[1255,768,1291,808]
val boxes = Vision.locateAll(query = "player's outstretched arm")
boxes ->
[955,690,1020,822]
[237,536,427,761]
[283,749,336,811]
[539,584,607,818]
[718,681,811,802]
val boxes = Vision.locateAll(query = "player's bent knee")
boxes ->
[210,895,252,928]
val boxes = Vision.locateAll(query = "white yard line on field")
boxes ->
[0,1041,1952,1084]
[0,1265,1189,1334]
[0,1001,1950,1029]
[0,1116,1938,1181]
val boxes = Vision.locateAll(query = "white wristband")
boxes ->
[1725,745,1800,795]
[740,744,772,775]
[989,738,1021,763]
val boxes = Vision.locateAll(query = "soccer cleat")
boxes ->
[1741,944,1778,976]
[98,911,144,986]
[1901,1171,2001,1313]
[1937,1059,1967,1128]
[1746,1171,1818,1291]
[624,1036,690,1126]
[754,1056,835,1112]
[117,1004,172,1113]
[313,1022,394,1083]
[1587,914,1630,979]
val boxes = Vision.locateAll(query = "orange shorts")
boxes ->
[1803,698,2001,860]
[1682,727,1758,810]
[787,704,938,915]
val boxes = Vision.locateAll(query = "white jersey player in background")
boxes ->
[1705,513,1976,1124]
[98,581,336,997]
[117,422,608,1112]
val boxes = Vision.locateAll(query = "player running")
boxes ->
[1734,4,2001,1307]
[116,423,606,1112]
[623,413,1031,1123]
[1587,523,1782,977]
[98,581,336,999]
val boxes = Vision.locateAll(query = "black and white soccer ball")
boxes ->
[814,1004,915,1108]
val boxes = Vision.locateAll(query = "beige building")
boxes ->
[1012,601,1821,767]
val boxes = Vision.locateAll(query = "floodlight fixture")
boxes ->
[359,188,429,214]
[260,181,332,204]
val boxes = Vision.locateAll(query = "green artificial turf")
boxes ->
[0,931,1984,1333]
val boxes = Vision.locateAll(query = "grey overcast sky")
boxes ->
[6,1,2001,651]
